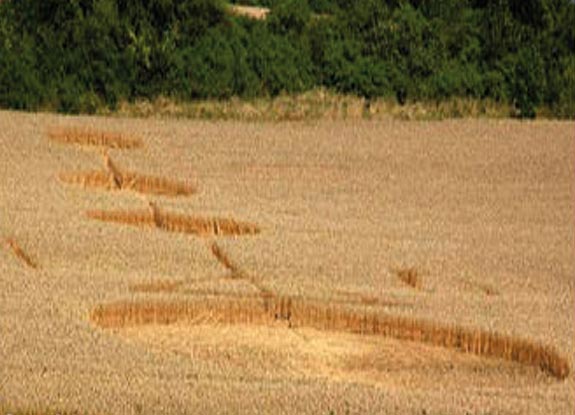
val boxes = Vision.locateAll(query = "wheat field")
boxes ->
[0,110,573,414]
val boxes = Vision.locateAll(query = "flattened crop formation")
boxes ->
[46,126,571,382]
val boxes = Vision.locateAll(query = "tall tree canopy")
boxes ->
[0,0,573,117]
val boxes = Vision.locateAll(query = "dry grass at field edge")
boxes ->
[111,91,515,121]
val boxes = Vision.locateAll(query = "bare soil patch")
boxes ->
[229,5,270,20]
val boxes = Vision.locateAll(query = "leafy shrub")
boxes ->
[267,0,311,36]
[0,0,574,117]
[554,55,575,118]
[510,47,544,118]
[248,25,314,95]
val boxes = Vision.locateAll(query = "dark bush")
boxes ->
[267,0,311,36]
[510,47,545,118]
[0,0,573,117]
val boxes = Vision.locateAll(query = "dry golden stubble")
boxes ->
[333,289,392,306]
[461,278,500,296]
[129,280,185,293]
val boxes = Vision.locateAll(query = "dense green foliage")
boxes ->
[0,0,573,117]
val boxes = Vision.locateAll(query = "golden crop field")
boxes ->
[0,110,573,415]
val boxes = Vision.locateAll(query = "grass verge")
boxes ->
[108,90,515,122]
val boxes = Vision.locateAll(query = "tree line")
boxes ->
[0,0,573,118]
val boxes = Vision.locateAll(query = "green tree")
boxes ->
[248,24,314,95]
[510,47,545,117]
[554,55,575,118]
[267,0,311,36]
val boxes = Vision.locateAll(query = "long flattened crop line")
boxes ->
[86,207,260,237]
[3,237,38,269]
[47,127,143,149]
[90,297,571,380]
